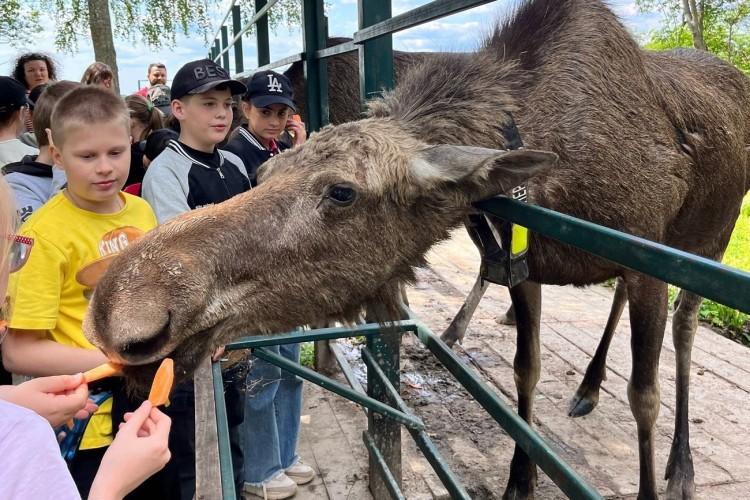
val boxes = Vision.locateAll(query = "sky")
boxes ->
[0,0,665,94]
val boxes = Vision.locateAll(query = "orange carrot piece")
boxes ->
[148,358,174,406]
[83,362,123,383]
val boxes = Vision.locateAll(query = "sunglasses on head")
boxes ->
[7,235,34,273]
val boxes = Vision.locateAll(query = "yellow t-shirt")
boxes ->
[8,191,157,449]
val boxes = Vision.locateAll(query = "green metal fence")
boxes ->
[200,1,750,499]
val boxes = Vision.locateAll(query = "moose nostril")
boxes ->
[119,316,171,363]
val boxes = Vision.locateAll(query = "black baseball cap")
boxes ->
[170,59,246,101]
[243,70,296,111]
[0,76,32,113]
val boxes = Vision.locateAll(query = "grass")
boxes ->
[683,195,750,345]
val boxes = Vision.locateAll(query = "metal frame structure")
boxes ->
[196,1,750,498]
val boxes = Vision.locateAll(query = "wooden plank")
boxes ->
[194,356,222,500]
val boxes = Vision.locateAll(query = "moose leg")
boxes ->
[441,274,489,346]
[664,290,701,500]
[569,277,628,417]
[626,274,668,500]
[503,280,542,500]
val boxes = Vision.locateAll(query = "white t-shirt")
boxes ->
[0,138,39,168]
[0,399,80,500]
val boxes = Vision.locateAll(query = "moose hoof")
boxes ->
[665,474,696,500]
[567,389,599,417]
[502,483,534,500]
[439,328,463,348]
[496,312,517,326]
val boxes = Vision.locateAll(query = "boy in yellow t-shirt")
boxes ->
[2,86,160,498]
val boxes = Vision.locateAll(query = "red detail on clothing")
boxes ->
[268,139,280,155]
[123,183,142,196]
[134,86,149,97]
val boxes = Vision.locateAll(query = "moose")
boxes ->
[85,1,750,498]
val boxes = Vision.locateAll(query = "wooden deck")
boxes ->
[266,229,750,499]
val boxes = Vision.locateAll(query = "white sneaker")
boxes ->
[243,471,297,499]
[284,460,315,485]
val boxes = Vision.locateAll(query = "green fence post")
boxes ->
[302,0,329,130]
[255,0,270,67]
[358,0,394,105]
[232,5,244,74]
[358,1,397,496]
[211,39,220,62]
[221,26,230,70]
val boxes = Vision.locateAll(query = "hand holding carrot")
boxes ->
[0,373,97,427]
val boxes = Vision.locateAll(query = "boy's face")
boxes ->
[173,88,233,150]
[51,119,131,214]
[244,102,291,143]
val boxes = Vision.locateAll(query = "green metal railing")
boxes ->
[201,1,750,499]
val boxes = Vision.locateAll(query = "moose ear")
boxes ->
[411,145,557,194]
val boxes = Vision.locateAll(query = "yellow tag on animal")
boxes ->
[511,224,529,257]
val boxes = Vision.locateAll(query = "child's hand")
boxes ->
[286,116,307,146]
[0,373,97,427]
[89,401,172,500]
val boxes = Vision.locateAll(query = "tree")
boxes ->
[637,0,750,72]
[6,0,301,94]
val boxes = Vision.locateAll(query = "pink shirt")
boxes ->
[0,399,80,499]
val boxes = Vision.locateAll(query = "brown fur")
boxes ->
[86,1,749,497]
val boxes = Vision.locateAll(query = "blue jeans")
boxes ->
[243,343,303,484]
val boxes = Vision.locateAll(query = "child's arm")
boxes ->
[2,329,109,376]
[142,161,190,223]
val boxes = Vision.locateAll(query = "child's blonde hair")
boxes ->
[49,86,130,148]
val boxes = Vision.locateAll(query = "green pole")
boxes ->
[301,0,329,130]
[255,0,270,67]
[211,39,220,62]
[232,5,244,74]
[221,26,230,70]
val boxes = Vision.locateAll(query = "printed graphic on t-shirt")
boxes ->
[76,226,145,291]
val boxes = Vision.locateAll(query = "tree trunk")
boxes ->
[87,0,120,94]
[682,0,707,50]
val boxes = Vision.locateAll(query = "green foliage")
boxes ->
[239,0,302,35]
[673,195,750,345]
[0,0,41,45]
[637,0,750,73]
[300,342,314,368]
[37,0,214,53]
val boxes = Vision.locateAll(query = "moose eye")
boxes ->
[324,184,357,207]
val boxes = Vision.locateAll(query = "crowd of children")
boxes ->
[1,52,311,500]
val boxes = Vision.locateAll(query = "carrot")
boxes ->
[148,358,174,406]
[83,362,123,383]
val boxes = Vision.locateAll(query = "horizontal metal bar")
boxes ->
[225,321,419,350]
[404,311,602,499]
[253,347,424,430]
[362,430,407,500]
[330,341,369,411]
[354,0,494,44]
[233,53,304,79]
[315,40,357,60]
[362,348,471,499]
[211,362,237,499]
[213,0,281,63]
[477,196,750,314]
[211,0,239,44]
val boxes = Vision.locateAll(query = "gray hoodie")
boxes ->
[2,155,66,224]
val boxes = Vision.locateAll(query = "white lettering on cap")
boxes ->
[267,74,283,93]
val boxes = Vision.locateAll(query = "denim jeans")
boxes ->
[243,343,303,485]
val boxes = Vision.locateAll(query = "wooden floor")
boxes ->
[268,229,750,499]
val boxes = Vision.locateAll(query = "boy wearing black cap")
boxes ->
[225,70,306,187]
[140,59,250,499]
[0,76,38,168]
[142,58,250,222]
